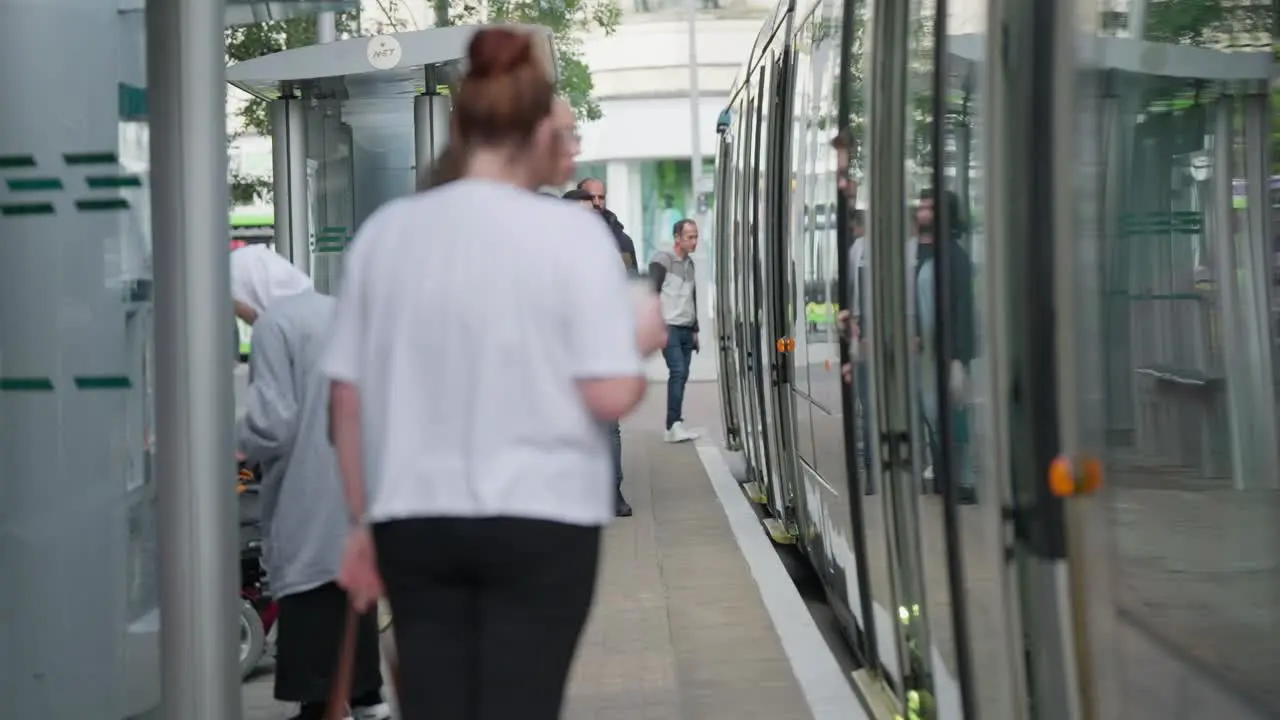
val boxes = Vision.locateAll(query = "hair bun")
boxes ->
[467,28,534,80]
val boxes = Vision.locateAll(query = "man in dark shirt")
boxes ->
[563,187,634,517]
[577,177,638,274]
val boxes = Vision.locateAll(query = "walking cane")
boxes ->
[327,605,359,720]
[328,602,402,720]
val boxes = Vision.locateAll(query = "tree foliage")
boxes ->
[440,0,621,123]
[1142,0,1272,47]
[225,11,363,205]
[224,0,620,205]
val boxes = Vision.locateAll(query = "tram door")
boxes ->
[714,135,745,450]
[855,0,990,716]
[736,83,768,488]
[744,63,785,505]
[747,46,799,521]
[762,47,800,521]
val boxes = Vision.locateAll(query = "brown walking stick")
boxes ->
[328,601,402,720]
[327,605,360,720]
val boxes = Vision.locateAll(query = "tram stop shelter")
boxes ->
[943,33,1277,489]
[226,25,555,291]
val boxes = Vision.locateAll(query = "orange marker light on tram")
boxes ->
[1048,455,1104,497]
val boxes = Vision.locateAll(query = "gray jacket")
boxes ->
[236,292,346,599]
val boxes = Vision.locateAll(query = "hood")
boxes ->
[230,245,313,316]
[600,207,625,231]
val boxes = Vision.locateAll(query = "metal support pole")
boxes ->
[687,0,713,339]
[1237,94,1278,488]
[1209,99,1252,490]
[686,0,703,201]
[272,95,312,275]
[414,68,451,183]
[146,0,240,717]
[317,11,337,43]
[272,96,294,259]
[287,102,311,275]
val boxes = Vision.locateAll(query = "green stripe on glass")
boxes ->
[1,202,55,216]
[119,83,148,120]
[74,375,131,390]
[0,377,54,391]
[64,152,118,166]
[319,226,348,234]
[0,155,37,169]
[86,175,142,189]
[76,198,130,212]
[6,177,63,192]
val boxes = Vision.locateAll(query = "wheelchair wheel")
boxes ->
[238,599,267,679]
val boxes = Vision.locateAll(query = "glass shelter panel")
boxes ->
[0,2,160,717]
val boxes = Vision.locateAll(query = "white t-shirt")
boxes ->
[321,179,643,527]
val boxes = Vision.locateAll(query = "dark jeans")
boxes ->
[607,421,623,486]
[374,517,600,720]
[662,325,696,429]
[920,386,974,493]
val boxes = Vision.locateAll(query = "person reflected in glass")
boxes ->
[832,129,880,495]
[650,218,702,443]
[231,246,391,720]
[913,188,977,504]
[845,209,876,494]
[323,28,668,720]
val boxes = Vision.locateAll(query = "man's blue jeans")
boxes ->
[607,421,623,486]
[662,325,696,430]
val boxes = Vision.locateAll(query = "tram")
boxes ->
[712,1,1277,719]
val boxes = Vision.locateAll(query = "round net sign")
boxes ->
[367,35,403,70]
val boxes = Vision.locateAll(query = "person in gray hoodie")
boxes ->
[232,246,390,720]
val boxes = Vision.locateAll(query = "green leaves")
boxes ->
[448,0,621,123]
[1142,0,1272,47]
[223,1,620,174]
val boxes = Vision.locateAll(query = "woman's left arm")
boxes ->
[236,316,300,462]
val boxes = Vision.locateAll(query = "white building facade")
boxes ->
[575,2,771,268]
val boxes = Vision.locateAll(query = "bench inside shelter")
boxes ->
[1133,364,1229,479]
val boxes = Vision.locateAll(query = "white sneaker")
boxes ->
[351,702,393,720]
[923,465,935,481]
[664,421,698,443]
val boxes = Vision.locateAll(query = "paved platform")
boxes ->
[242,382,853,720]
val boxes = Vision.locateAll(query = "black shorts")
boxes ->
[274,581,383,704]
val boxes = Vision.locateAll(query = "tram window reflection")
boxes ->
[1086,17,1280,715]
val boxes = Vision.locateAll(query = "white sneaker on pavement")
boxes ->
[351,702,393,720]
[664,421,698,443]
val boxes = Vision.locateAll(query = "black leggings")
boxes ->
[374,517,601,720]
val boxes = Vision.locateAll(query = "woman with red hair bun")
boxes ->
[322,26,668,720]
